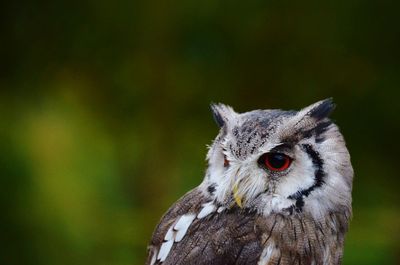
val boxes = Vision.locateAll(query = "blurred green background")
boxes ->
[1,0,399,264]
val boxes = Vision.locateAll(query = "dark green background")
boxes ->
[1,0,399,264]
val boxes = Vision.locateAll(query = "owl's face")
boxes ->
[203,99,353,219]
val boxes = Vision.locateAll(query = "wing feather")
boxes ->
[145,189,266,265]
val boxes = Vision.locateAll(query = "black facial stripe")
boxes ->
[287,144,325,212]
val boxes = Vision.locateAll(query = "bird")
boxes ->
[145,99,353,265]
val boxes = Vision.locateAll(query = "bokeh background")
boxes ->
[1,0,399,264]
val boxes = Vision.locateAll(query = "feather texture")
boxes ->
[146,100,353,265]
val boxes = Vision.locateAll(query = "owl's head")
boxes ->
[203,99,353,218]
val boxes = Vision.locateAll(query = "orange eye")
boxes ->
[260,153,291,171]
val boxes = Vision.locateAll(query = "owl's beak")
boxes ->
[233,183,243,208]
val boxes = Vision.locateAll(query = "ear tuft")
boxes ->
[210,103,236,128]
[308,98,336,120]
[210,103,225,127]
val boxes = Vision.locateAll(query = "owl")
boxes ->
[146,99,353,265]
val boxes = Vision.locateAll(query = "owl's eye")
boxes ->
[223,155,229,167]
[259,153,291,171]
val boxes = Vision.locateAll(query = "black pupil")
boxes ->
[267,154,287,169]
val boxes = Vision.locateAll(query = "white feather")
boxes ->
[164,225,174,241]
[157,240,174,262]
[217,206,225,213]
[197,202,216,219]
[157,213,197,262]
[257,244,276,265]
[150,249,158,265]
[174,214,196,242]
